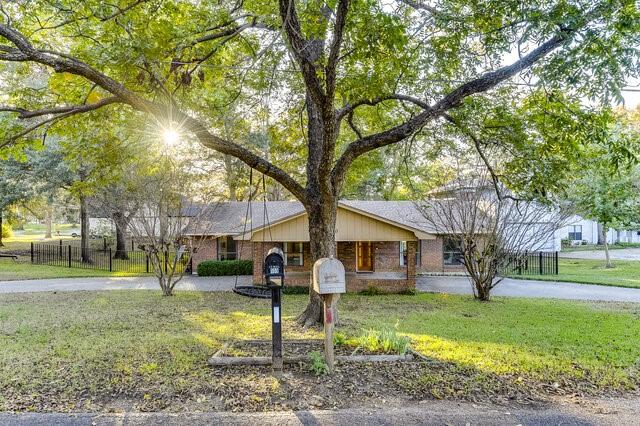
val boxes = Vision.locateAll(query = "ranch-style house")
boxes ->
[185,201,466,293]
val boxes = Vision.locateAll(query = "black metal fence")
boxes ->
[499,251,558,276]
[30,243,193,275]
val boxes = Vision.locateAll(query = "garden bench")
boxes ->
[0,253,19,261]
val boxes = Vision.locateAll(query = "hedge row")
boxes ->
[197,260,253,276]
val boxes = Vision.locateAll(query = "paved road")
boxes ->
[2,275,640,303]
[0,275,251,294]
[418,276,640,303]
[559,248,640,260]
[2,398,638,426]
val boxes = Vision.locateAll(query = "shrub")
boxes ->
[333,331,347,346]
[197,260,253,276]
[356,327,411,355]
[398,287,417,295]
[308,351,329,376]
[283,285,309,295]
[359,286,386,295]
[1,223,12,239]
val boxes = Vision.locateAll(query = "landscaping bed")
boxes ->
[0,291,638,412]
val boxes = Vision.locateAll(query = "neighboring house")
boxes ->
[554,215,640,248]
[184,201,469,293]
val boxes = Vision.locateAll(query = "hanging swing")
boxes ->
[232,169,274,299]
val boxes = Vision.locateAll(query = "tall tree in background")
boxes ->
[1,1,638,324]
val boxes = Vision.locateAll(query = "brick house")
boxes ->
[187,200,466,293]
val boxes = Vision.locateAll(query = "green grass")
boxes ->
[561,243,640,252]
[511,258,640,289]
[0,291,638,411]
[0,258,142,280]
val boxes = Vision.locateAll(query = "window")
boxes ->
[400,241,421,266]
[284,242,304,266]
[217,236,237,260]
[443,237,463,266]
[568,225,582,241]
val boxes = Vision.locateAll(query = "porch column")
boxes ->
[406,241,417,279]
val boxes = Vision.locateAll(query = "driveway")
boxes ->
[0,275,252,294]
[418,276,640,303]
[559,247,640,260]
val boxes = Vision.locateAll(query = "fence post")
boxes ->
[132,239,135,251]
[59,239,62,257]
[146,254,149,273]
[189,256,193,275]
[164,252,168,274]
[68,245,71,268]
[555,251,559,275]
[103,237,107,251]
[539,252,543,274]
[30,242,34,263]
[108,248,112,272]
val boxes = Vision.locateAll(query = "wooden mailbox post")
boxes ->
[313,256,346,371]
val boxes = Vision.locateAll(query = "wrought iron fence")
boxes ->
[499,251,558,276]
[30,243,193,275]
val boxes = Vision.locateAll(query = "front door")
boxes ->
[356,241,373,272]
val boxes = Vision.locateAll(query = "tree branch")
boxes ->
[336,93,430,120]
[332,29,572,190]
[278,0,326,105]
[0,23,307,202]
[325,0,349,100]
[0,97,120,119]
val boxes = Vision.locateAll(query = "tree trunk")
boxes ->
[112,212,129,260]
[79,196,92,264]
[45,205,53,239]
[597,223,605,245]
[603,226,613,268]
[296,200,338,327]
[0,209,4,247]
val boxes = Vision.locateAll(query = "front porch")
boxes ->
[251,241,417,293]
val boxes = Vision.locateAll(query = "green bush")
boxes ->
[283,285,309,295]
[398,287,417,295]
[359,286,387,296]
[308,351,329,376]
[197,260,253,276]
[356,327,411,355]
[1,223,13,239]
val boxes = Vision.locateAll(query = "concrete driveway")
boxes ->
[418,276,640,303]
[0,275,252,294]
[559,247,640,260]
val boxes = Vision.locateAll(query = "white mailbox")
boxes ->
[313,257,346,294]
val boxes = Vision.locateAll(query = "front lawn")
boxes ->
[0,291,638,412]
[511,258,640,289]
[0,259,142,281]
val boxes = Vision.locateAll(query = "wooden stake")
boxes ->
[323,293,338,371]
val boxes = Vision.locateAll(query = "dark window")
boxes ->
[400,241,421,266]
[443,237,463,266]
[217,236,237,260]
[284,242,304,266]
[568,225,582,241]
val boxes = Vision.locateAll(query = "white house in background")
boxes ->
[554,215,640,249]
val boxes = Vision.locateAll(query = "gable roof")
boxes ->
[183,200,440,237]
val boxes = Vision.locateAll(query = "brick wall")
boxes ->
[192,236,217,269]
[418,236,466,273]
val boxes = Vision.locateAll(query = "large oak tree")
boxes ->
[0,0,638,324]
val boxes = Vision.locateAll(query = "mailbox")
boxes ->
[313,257,346,294]
[263,247,285,288]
